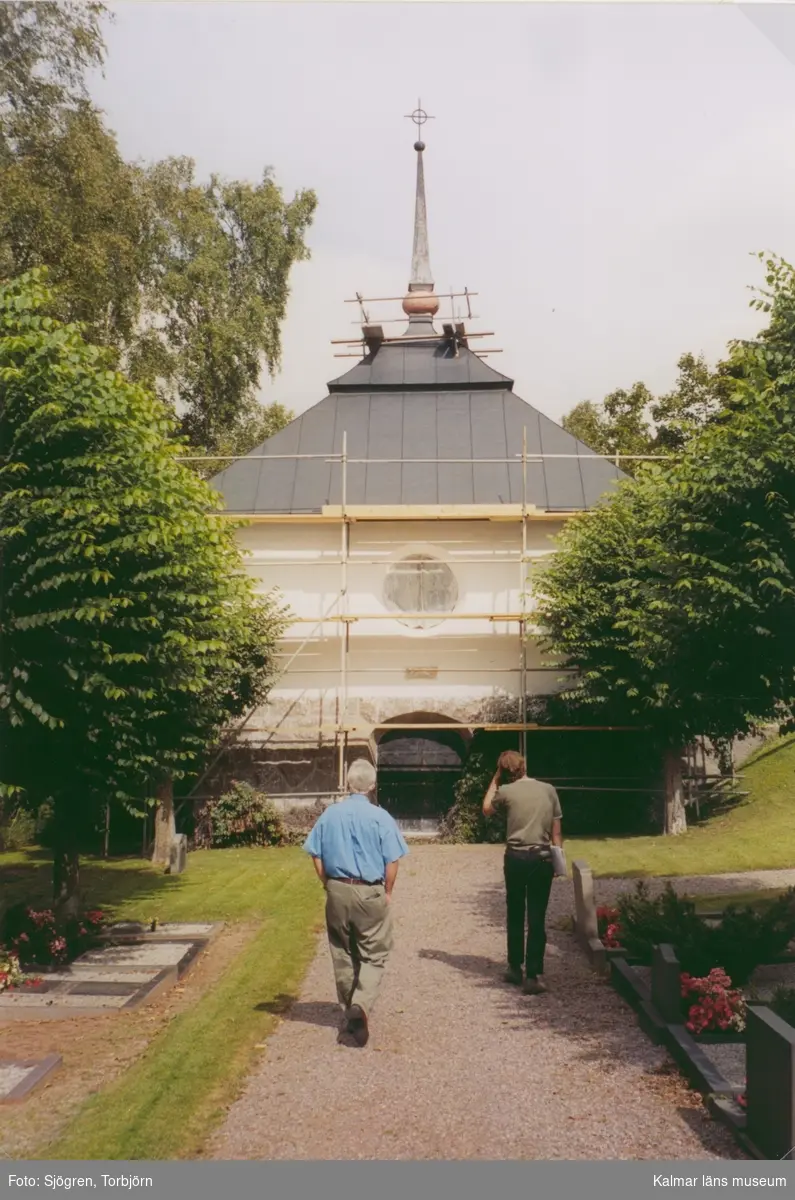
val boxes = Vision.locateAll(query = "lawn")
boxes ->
[566,733,795,878]
[0,847,324,1160]
[0,844,314,925]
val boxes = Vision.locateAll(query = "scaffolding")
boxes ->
[179,437,676,799]
[171,275,700,813]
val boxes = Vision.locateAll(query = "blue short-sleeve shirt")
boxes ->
[304,795,409,882]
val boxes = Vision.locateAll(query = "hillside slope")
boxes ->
[568,734,795,878]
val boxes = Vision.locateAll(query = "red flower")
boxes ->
[596,906,623,948]
[681,969,745,1034]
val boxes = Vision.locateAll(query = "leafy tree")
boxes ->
[192,401,295,480]
[0,101,148,347]
[537,258,795,833]
[0,2,106,115]
[0,273,285,907]
[562,383,655,465]
[0,3,314,458]
[562,360,729,470]
[131,158,312,455]
[559,400,607,456]
[651,352,731,452]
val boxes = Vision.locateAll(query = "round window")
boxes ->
[383,554,458,630]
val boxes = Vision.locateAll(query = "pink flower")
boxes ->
[680,969,745,1034]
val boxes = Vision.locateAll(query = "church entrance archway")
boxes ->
[374,714,471,833]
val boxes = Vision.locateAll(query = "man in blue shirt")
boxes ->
[304,758,409,1047]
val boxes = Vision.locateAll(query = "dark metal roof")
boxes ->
[327,321,515,393]
[212,332,625,513]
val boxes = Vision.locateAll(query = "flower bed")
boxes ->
[597,905,623,949]
[607,882,795,986]
[681,968,746,1038]
[0,948,25,993]
[0,947,42,994]
[1,904,106,968]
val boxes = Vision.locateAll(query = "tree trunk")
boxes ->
[52,801,81,919]
[663,748,688,836]
[151,776,175,866]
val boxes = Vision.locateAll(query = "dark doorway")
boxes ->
[376,723,467,832]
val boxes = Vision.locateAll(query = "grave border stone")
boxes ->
[745,1005,795,1160]
[651,943,682,1024]
[0,1054,61,1103]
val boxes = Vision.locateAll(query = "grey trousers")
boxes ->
[324,879,394,1017]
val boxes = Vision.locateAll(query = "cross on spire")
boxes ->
[404,99,435,150]
[402,100,438,318]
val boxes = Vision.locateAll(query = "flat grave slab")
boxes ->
[0,932,210,1021]
[0,1055,61,1103]
[0,965,173,1021]
[701,1041,746,1089]
[76,939,203,975]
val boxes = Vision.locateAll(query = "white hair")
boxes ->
[346,759,376,795]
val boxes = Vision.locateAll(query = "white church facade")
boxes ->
[210,123,628,830]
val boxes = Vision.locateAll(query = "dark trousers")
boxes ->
[503,852,554,977]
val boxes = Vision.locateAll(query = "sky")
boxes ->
[91,2,795,424]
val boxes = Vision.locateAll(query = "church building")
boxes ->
[210,116,627,831]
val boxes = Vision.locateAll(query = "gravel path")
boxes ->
[210,846,750,1160]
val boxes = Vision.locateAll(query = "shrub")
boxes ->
[438,749,507,844]
[0,904,106,967]
[616,883,795,985]
[279,803,323,847]
[680,968,746,1034]
[0,804,37,851]
[201,781,284,848]
[0,948,25,992]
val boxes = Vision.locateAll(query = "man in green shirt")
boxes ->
[483,750,563,995]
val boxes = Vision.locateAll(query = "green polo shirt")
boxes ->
[494,776,562,849]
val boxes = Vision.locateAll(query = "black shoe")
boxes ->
[347,1003,369,1047]
[504,967,523,986]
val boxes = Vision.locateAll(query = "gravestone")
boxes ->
[167,833,187,875]
[0,934,210,1022]
[77,941,196,972]
[572,860,598,947]
[0,967,172,1020]
[651,943,682,1023]
[746,1005,795,1159]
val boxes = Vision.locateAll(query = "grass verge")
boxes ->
[566,734,795,878]
[37,851,323,1160]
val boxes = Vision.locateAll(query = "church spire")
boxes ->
[403,102,440,319]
